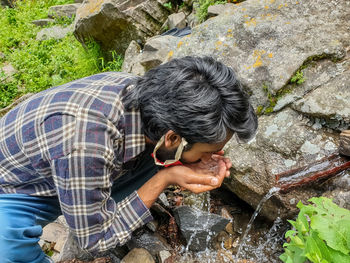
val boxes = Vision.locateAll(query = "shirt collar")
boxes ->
[122,107,146,163]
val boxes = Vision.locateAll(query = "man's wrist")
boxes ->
[155,169,172,188]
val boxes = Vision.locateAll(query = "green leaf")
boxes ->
[281,197,350,263]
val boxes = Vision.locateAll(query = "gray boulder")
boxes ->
[48,3,81,19]
[167,12,187,30]
[140,35,178,71]
[173,206,230,251]
[292,66,350,131]
[36,24,74,41]
[74,0,171,56]
[170,0,349,108]
[122,35,178,75]
[121,40,145,76]
[167,0,350,220]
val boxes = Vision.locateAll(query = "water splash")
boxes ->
[235,186,281,260]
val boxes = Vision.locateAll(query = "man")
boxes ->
[0,56,257,262]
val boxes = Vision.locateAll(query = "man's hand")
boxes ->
[161,154,232,194]
[138,154,232,208]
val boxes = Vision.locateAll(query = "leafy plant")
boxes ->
[98,50,123,72]
[290,70,305,85]
[280,197,350,263]
[196,0,227,22]
[163,2,173,9]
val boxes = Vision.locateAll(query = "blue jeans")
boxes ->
[0,153,158,263]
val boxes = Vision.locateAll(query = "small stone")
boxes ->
[220,207,233,220]
[58,231,92,262]
[225,222,235,235]
[36,24,74,41]
[48,4,81,19]
[32,19,55,27]
[41,222,67,243]
[121,248,155,263]
[339,130,350,157]
[127,231,171,257]
[167,12,186,30]
[1,63,17,82]
[146,220,159,232]
[157,193,170,207]
[38,239,45,248]
[157,250,172,263]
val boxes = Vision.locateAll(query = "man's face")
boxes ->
[180,136,232,164]
[156,133,233,164]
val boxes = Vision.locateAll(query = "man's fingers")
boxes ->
[186,173,219,186]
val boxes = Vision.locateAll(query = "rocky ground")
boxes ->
[2,0,350,261]
[40,187,288,262]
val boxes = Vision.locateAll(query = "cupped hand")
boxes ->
[162,156,230,194]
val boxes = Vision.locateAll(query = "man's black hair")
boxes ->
[122,56,258,145]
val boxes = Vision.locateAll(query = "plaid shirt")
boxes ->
[0,72,153,254]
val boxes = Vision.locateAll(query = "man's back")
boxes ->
[0,71,133,196]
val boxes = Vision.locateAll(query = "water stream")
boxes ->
[234,186,281,261]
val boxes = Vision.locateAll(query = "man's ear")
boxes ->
[164,130,181,149]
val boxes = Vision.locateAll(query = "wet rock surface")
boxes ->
[173,205,230,251]
[224,107,341,220]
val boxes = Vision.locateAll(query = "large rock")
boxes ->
[74,0,171,56]
[140,35,178,71]
[292,65,350,130]
[170,0,350,108]
[224,106,342,220]
[166,0,350,220]
[173,206,230,251]
[122,35,178,75]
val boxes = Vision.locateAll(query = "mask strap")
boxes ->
[153,135,188,166]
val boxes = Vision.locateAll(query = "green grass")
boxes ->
[0,0,123,109]
[196,0,227,22]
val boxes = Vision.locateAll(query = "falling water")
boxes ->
[235,186,281,260]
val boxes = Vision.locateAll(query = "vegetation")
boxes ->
[163,2,173,10]
[196,0,228,22]
[280,197,350,263]
[290,70,305,85]
[0,0,123,109]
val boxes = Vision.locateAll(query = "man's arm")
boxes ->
[137,159,228,208]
